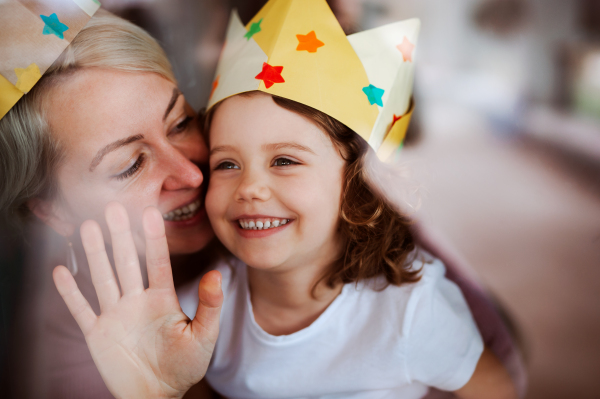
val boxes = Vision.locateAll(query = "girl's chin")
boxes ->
[230,250,287,270]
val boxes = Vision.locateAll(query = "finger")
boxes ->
[192,270,223,344]
[105,202,144,295]
[53,265,97,336]
[143,207,175,291]
[81,219,121,311]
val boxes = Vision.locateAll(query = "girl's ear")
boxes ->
[28,197,76,237]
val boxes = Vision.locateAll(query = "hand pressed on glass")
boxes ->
[52,201,222,399]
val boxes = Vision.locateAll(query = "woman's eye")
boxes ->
[115,154,145,181]
[273,157,297,167]
[215,161,239,170]
[171,116,193,134]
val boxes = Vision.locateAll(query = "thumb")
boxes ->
[192,270,223,345]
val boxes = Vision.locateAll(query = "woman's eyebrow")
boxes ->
[163,88,182,121]
[89,134,144,171]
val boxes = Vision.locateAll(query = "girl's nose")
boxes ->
[161,147,204,191]
[235,171,270,203]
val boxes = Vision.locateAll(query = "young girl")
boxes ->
[177,1,517,396]
[175,89,517,398]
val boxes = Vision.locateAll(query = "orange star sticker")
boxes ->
[396,37,414,62]
[210,75,220,99]
[392,114,402,126]
[255,62,285,89]
[296,31,325,53]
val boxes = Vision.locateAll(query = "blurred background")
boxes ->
[2,0,600,398]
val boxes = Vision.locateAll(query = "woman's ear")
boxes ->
[28,197,76,237]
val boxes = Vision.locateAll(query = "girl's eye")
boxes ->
[171,116,193,135]
[272,157,297,167]
[115,154,145,181]
[215,161,239,170]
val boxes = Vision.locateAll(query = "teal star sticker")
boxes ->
[362,84,385,107]
[40,13,69,39]
[244,18,263,40]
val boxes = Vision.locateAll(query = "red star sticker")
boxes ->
[255,62,285,89]
[392,114,402,126]
[396,37,415,62]
[209,75,220,99]
[296,31,324,53]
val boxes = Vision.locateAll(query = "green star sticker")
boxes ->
[244,18,263,40]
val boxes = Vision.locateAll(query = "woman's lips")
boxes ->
[164,206,206,228]
[163,198,202,222]
[163,197,206,228]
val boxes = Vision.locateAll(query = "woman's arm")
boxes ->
[53,202,223,399]
[453,347,518,399]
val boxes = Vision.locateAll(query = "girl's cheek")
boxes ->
[206,179,230,218]
[204,184,219,220]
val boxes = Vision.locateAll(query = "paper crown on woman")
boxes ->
[0,0,101,120]
[208,0,419,161]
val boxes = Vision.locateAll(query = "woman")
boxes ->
[0,10,221,398]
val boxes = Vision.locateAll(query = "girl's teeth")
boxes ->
[237,218,290,230]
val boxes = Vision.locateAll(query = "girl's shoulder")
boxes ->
[344,250,472,332]
[350,249,447,297]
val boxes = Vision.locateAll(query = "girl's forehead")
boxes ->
[210,94,328,149]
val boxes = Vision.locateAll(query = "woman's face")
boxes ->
[43,68,213,254]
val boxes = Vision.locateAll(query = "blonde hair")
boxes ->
[0,10,175,223]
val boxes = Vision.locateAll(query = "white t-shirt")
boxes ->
[177,253,483,399]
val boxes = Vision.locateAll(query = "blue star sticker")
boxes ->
[40,13,69,40]
[362,84,385,107]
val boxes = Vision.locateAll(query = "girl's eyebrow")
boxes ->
[263,142,315,154]
[210,145,235,155]
[210,142,315,155]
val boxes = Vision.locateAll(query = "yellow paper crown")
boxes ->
[208,0,419,160]
[0,0,101,120]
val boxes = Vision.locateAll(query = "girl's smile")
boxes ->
[234,215,294,238]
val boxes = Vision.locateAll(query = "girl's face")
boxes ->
[206,93,346,272]
[44,69,213,255]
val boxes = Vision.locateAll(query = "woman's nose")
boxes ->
[235,171,270,203]
[161,147,204,191]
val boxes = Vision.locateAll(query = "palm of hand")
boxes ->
[87,291,198,398]
[53,204,222,399]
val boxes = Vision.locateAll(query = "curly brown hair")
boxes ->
[204,92,421,289]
